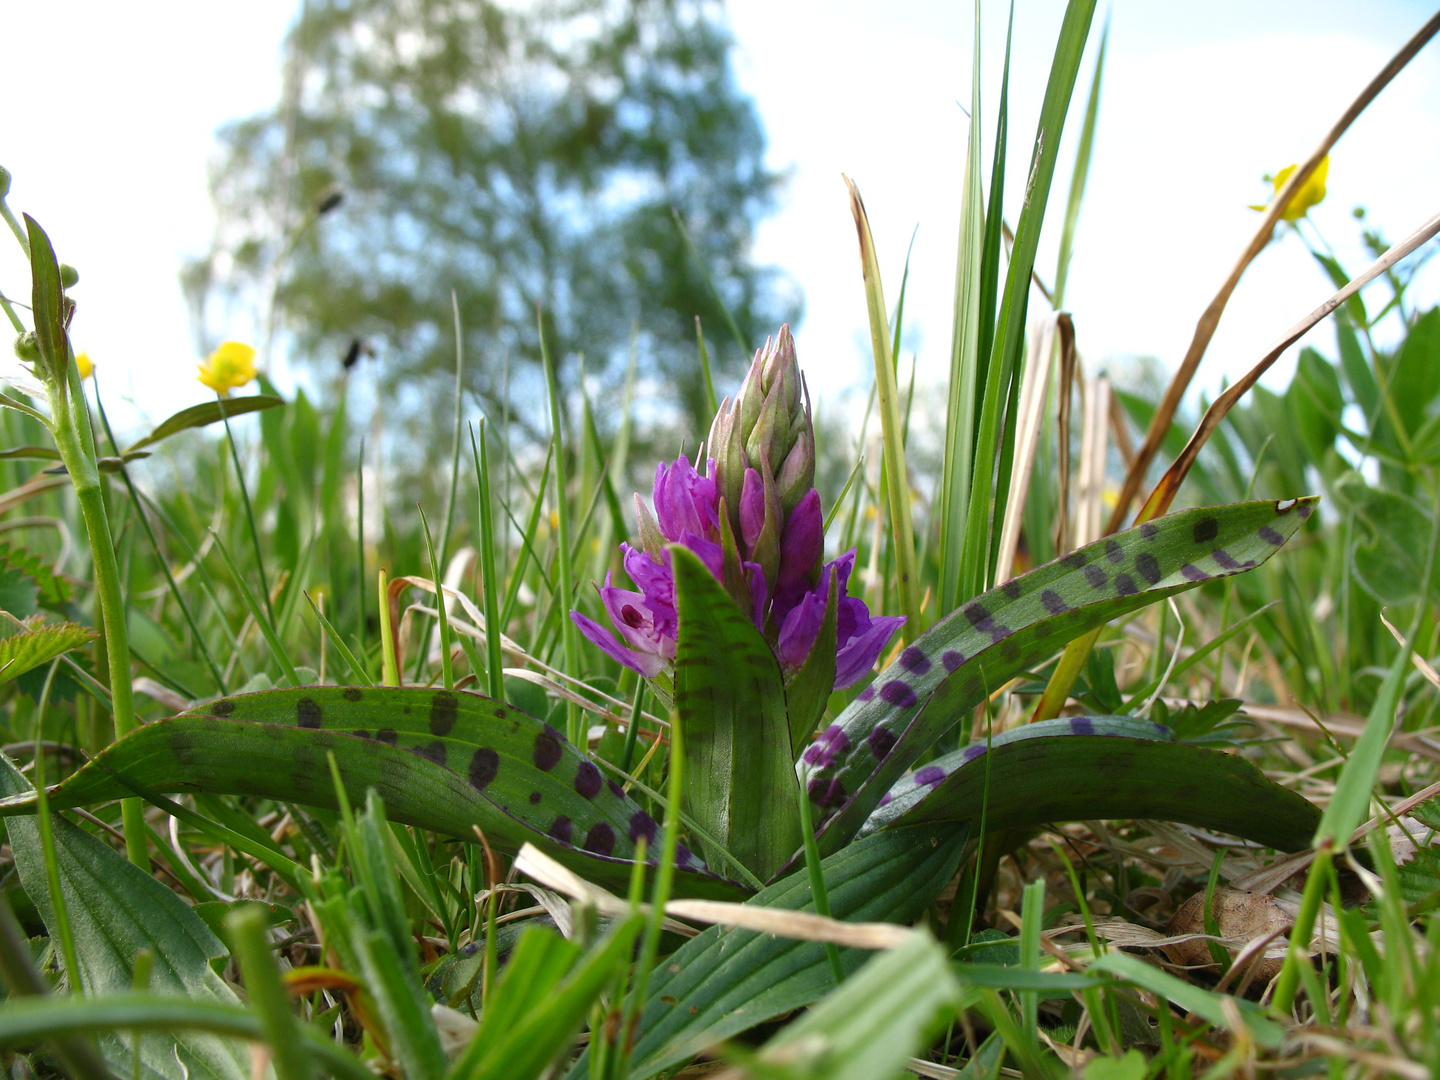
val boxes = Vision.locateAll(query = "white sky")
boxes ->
[2,1,1438,439]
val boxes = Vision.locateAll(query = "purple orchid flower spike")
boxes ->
[571,327,903,703]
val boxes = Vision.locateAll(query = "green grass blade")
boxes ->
[846,178,922,642]
[939,0,989,617]
[1052,17,1107,310]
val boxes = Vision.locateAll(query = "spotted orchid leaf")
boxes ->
[859,715,1321,851]
[565,821,968,1080]
[672,544,801,882]
[803,497,1317,854]
[0,685,745,900]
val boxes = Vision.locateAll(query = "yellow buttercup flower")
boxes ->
[74,351,93,380]
[1249,156,1329,222]
[197,341,257,397]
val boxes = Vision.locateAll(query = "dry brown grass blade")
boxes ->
[1381,609,1440,692]
[1137,208,1440,522]
[1054,334,1078,555]
[514,843,912,949]
[1107,9,1440,533]
[996,312,1073,581]
[1073,371,1110,549]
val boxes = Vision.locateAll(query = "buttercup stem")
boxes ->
[46,352,147,865]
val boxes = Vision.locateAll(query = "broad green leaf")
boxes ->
[0,686,743,899]
[123,394,286,454]
[0,752,253,1080]
[745,930,964,1080]
[578,821,968,1080]
[0,622,97,683]
[672,545,800,882]
[1387,307,1440,446]
[861,716,1173,831]
[1335,475,1436,605]
[804,498,1316,854]
[867,717,1319,853]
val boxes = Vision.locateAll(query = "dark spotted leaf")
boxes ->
[0,686,743,899]
[566,821,968,1080]
[861,716,1320,852]
[803,498,1317,853]
[671,545,800,882]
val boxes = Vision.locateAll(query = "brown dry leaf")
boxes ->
[1164,889,1293,981]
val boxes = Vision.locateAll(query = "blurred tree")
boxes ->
[186,0,797,440]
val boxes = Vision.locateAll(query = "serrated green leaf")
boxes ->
[0,541,73,612]
[803,498,1316,853]
[0,685,743,899]
[672,545,800,882]
[123,395,286,454]
[0,622,96,683]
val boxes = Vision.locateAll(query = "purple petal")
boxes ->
[835,613,906,689]
[745,561,769,627]
[598,571,676,655]
[678,531,725,580]
[777,588,825,669]
[570,611,669,678]
[622,545,674,608]
[739,467,766,549]
[777,489,822,594]
[653,454,719,541]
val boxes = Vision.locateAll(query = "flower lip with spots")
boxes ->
[571,328,903,687]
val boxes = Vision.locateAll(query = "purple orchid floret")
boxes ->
[570,329,904,689]
[653,454,719,539]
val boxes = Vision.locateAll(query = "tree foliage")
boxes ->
[189,0,797,436]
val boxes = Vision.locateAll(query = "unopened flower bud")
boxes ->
[0,165,11,199]
[59,264,79,288]
[13,331,39,363]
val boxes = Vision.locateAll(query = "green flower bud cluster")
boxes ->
[706,324,818,602]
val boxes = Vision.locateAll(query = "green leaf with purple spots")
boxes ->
[860,715,1320,851]
[0,686,744,900]
[803,498,1316,854]
[671,544,801,882]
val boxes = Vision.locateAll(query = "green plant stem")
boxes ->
[540,313,581,745]
[217,396,275,628]
[796,773,845,986]
[32,661,80,992]
[47,367,147,866]
[617,713,686,1078]
[227,905,317,1080]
